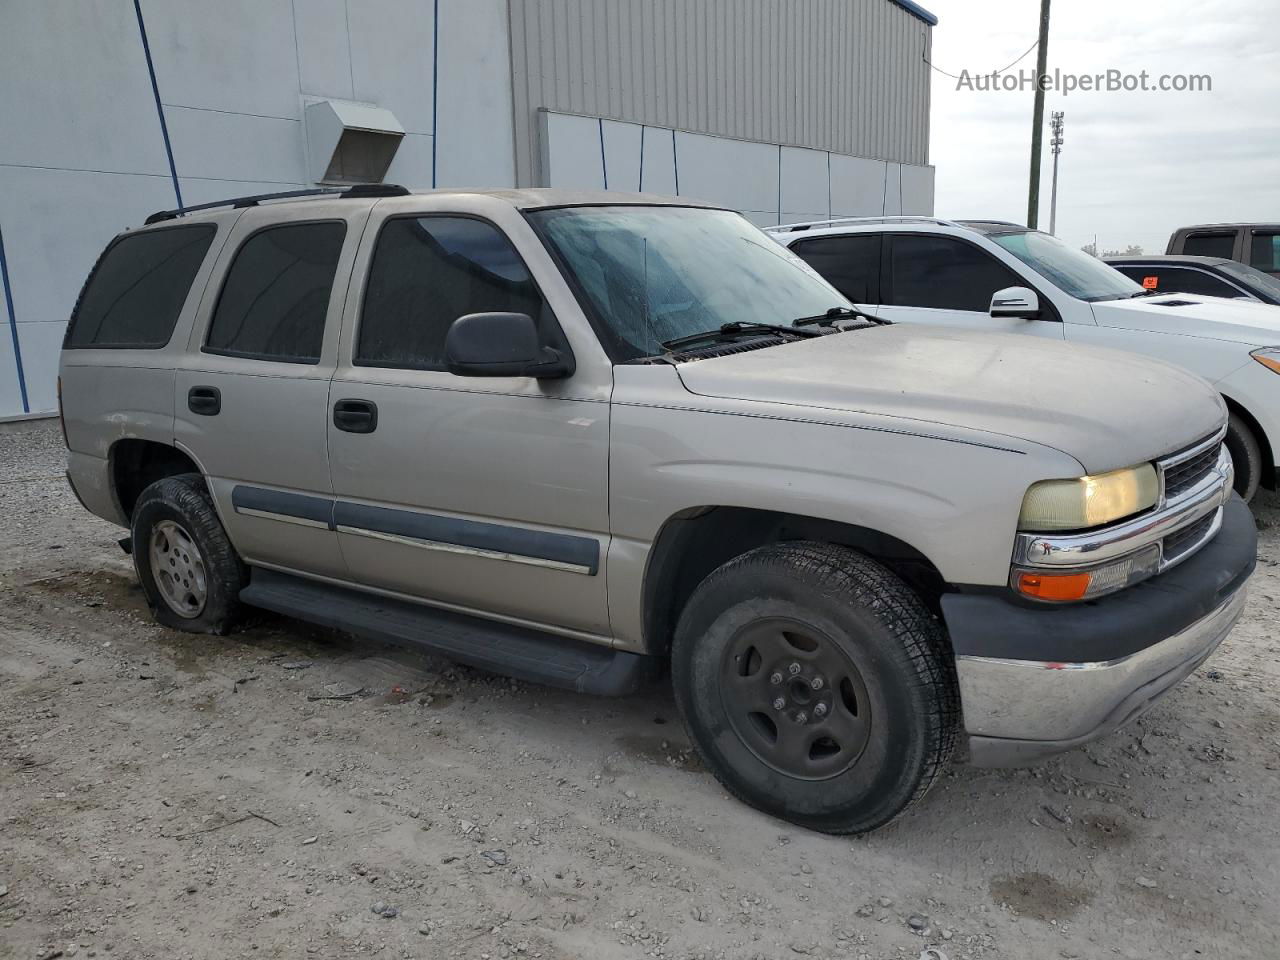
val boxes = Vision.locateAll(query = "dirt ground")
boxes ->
[2,419,1278,960]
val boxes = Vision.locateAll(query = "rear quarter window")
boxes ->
[65,224,216,349]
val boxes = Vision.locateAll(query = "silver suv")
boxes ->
[60,187,1255,833]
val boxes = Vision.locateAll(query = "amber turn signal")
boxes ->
[1251,349,1280,375]
[1015,570,1092,602]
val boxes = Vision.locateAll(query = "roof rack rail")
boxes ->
[763,215,962,234]
[144,183,411,225]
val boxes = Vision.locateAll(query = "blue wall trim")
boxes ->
[0,224,30,413]
[431,0,440,188]
[638,124,645,191]
[671,130,680,195]
[133,0,183,210]
[597,118,608,189]
[890,0,938,26]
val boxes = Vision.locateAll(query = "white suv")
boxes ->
[769,217,1280,500]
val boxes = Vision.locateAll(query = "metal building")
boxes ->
[0,0,936,419]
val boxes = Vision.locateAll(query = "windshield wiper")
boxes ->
[660,321,822,352]
[793,306,893,327]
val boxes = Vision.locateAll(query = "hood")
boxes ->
[674,325,1225,473]
[1093,294,1280,346]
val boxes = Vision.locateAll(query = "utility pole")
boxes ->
[1048,111,1064,235]
[1026,0,1052,228]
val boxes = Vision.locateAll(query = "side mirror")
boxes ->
[990,286,1041,320]
[444,312,573,379]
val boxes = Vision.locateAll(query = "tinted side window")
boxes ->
[889,235,1021,311]
[66,225,215,349]
[205,222,346,363]
[1181,232,1236,259]
[1250,233,1280,274]
[790,235,881,303]
[357,217,550,371]
[1123,266,1242,299]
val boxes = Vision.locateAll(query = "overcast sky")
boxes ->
[924,0,1280,255]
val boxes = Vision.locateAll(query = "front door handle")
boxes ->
[333,398,378,434]
[188,385,221,416]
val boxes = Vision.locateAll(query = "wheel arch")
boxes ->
[1219,393,1275,491]
[109,438,205,522]
[640,506,948,655]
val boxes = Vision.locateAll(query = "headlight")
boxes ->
[1251,347,1280,374]
[1019,464,1159,532]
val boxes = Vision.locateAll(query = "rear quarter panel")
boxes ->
[58,214,235,525]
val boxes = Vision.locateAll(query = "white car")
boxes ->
[768,217,1280,499]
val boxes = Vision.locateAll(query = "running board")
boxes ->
[239,569,650,696]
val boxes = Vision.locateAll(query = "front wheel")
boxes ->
[671,542,958,835]
[1224,413,1262,502]
[131,474,247,634]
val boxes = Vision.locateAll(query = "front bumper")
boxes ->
[944,495,1256,767]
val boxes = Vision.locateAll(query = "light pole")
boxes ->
[1026,0,1052,228]
[1049,111,1064,236]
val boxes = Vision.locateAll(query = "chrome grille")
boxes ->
[1161,435,1223,500]
[1163,511,1217,564]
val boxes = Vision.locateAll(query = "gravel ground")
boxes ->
[2,418,1279,960]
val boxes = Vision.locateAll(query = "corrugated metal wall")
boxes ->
[508,0,932,187]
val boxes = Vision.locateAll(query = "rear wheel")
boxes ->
[671,541,958,834]
[1224,413,1262,501]
[131,474,247,634]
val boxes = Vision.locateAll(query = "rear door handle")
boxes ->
[187,386,221,416]
[333,398,378,434]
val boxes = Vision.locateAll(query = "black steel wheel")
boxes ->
[672,541,958,834]
[720,618,872,781]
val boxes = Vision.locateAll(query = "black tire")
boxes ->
[131,473,247,634]
[1224,413,1262,502]
[671,541,958,834]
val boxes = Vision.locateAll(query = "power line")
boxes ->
[922,37,1040,82]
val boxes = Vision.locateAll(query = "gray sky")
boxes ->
[925,0,1280,255]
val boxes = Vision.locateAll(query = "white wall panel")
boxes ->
[14,322,66,413]
[434,0,516,188]
[293,0,356,101]
[883,163,904,216]
[144,0,301,119]
[177,179,306,207]
[0,166,174,328]
[674,133,778,214]
[543,113,606,190]
[0,327,24,417]
[385,134,437,191]
[780,147,830,219]
[166,109,305,185]
[601,121,644,194]
[638,128,677,196]
[542,110,934,226]
[0,1,168,174]
[347,0,436,135]
[830,155,888,216]
[901,163,937,216]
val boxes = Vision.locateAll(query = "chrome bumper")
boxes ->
[960,584,1246,767]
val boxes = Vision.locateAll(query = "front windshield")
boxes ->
[528,206,850,359]
[991,230,1144,302]
[1218,260,1280,300]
